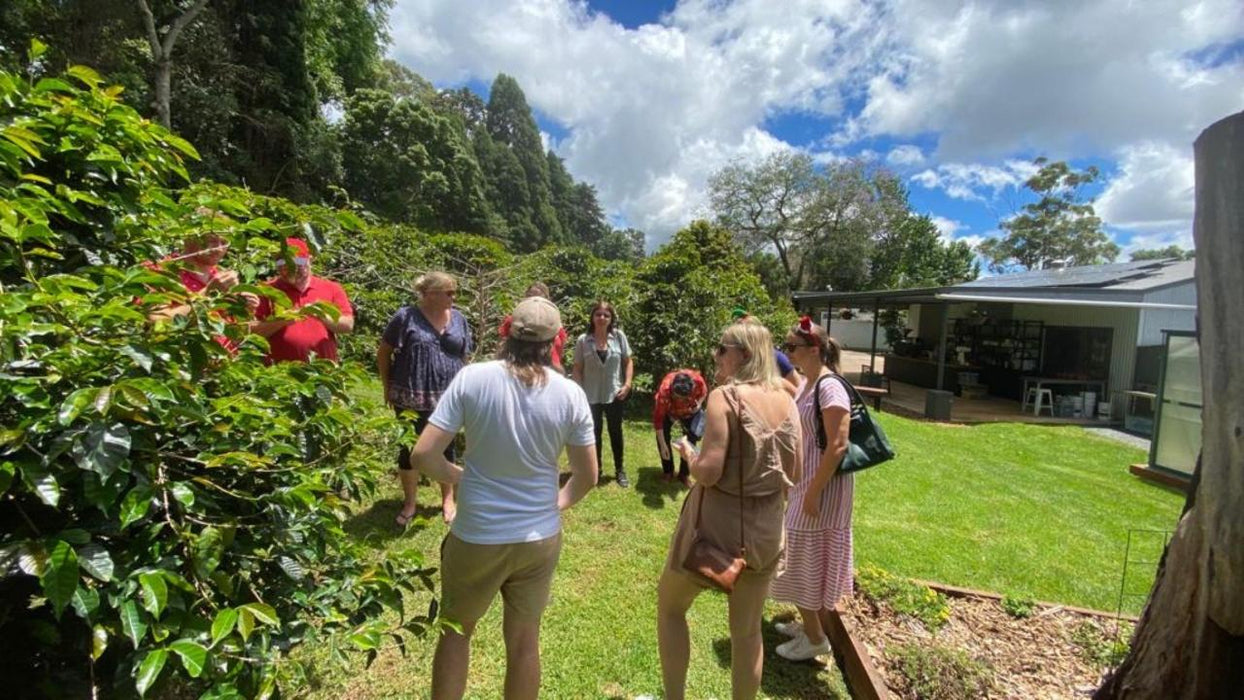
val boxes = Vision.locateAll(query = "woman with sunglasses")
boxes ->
[572,300,634,487]
[768,317,853,661]
[657,322,801,700]
[379,271,474,527]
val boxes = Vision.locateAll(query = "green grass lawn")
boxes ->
[296,400,1183,698]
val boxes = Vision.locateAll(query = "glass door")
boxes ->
[1149,332,1202,476]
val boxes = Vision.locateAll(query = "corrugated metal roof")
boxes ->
[955,259,1192,290]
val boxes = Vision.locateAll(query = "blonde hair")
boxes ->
[720,322,782,390]
[414,271,457,296]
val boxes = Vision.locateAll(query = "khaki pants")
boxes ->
[439,531,563,626]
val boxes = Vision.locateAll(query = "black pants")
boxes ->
[659,411,704,479]
[590,400,626,474]
[396,409,455,471]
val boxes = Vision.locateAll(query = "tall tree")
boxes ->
[870,214,978,289]
[593,227,646,263]
[709,152,906,292]
[978,158,1119,272]
[135,0,211,127]
[485,74,563,251]
[1094,110,1243,700]
[339,88,491,232]
[1131,244,1195,261]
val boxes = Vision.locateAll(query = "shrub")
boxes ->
[891,643,994,700]
[0,58,431,698]
[1001,594,1037,619]
[1070,620,1130,668]
[856,565,952,632]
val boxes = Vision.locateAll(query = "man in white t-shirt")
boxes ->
[412,296,598,700]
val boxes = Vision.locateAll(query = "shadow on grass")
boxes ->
[343,497,443,543]
[635,466,689,510]
[710,617,849,699]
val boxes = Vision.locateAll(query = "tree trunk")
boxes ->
[1095,110,1244,698]
[154,58,171,128]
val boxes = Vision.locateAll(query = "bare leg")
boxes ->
[398,468,419,522]
[797,606,828,645]
[657,568,702,700]
[431,619,477,700]
[728,574,771,700]
[501,613,543,700]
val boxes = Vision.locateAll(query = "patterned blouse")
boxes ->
[382,306,474,412]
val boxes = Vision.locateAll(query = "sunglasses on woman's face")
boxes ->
[783,342,810,353]
[715,342,741,356]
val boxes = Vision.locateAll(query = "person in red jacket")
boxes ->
[252,237,354,363]
[653,369,708,485]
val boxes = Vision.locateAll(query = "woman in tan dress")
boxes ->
[657,322,802,699]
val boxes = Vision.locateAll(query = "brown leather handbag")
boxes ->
[682,389,746,594]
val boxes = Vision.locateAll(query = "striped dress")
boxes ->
[770,373,855,611]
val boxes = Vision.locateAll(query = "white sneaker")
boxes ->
[776,632,830,661]
[774,620,803,638]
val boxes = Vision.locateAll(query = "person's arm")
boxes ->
[680,388,730,487]
[551,327,566,374]
[653,393,671,461]
[572,339,585,385]
[616,355,634,400]
[412,424,463,485]
[558,443,598,510]
[324,314,354,334]
[323,285,354,334]
[801,402,850,519]
[377,340,395,406]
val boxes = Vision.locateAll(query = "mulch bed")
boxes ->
[839,590,1132,699]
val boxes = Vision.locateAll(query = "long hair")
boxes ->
[498,336,553,387]
[791,320,841,373]
[720,322,782,390]
[585,300,617,336]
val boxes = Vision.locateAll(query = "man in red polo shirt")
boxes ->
[653,369,708,485]
[253,237,354,363]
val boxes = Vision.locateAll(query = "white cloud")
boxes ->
[910,160,1040,201]
[886,145,925,167]
[1095,141,1195,231]
[929,215,962,241]
[385,0,1244,245]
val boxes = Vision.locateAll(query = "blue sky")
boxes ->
[388,0,1244,260]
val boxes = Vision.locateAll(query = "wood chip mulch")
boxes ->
[840,591,1132,699]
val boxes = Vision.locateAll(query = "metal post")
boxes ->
[826,303,833,336]
[936,303,949,390]
[870,297,880,373]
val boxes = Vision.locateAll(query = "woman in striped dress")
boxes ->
[769,317,853,661]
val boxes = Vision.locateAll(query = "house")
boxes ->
[792,259,1197,424]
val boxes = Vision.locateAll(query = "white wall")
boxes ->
[823,317,891,350]
[1138,281,1197,346]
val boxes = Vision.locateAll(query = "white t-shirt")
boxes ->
[428,360,596,544]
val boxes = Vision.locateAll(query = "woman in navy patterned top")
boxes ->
[378,271,474,527]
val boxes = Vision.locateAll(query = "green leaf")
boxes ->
[192,527,225,578]
[39,540,79,618]
[120,600,147,648]
[92,625,108,660]
[236,606,254,642]
[135,648,168,697]
[240,603,279,627]
[139,571,168,617]
[58,387,98,426]
[210,608,238,646]
[0,460,13,493]
[72,422,131,478]
[120,485,153,528]
[277,556,304,581]
[77,543,114,582]
[169,639,207,678]
[18,541,48,576]
[72,585,100,620]
[171,482,195,508]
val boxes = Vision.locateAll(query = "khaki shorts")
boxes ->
[439,531,563,627]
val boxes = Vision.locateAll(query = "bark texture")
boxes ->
[1096,110,1244,699]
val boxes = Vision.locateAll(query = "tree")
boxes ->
[339,88,492,232]
[135,0,211,127]
[593,227,646,263]
[978,158,1119,272]
[708,152,905,292]
[871,214,978,289]
[485,74,564,251]
[1131,244,1195,261]
[1094,110,1244,700]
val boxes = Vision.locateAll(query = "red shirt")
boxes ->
[653,369,708,429]
[498,316,567,368]
[257,275,352,363]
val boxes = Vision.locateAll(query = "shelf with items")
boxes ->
[951,319,1045,373]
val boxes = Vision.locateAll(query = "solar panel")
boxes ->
[955,260,1172,289]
